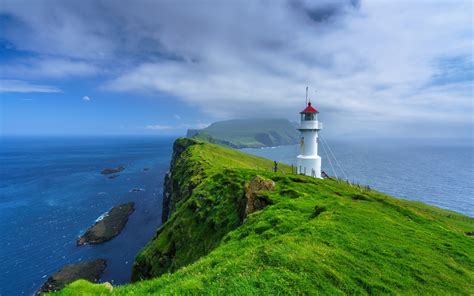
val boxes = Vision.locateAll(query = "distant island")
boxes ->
[187,118,298,148]
[56,138,474,295]
[101,166,125,175]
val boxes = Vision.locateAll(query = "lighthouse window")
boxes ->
[304,113,314,121]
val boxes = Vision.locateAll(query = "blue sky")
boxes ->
[0,0,473,138]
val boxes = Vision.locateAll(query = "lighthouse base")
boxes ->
[297,155,322,178]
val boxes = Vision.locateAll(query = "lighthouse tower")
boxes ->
[297,101,322,178]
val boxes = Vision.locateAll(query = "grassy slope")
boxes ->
[56,139,473,295]
[192,118,298,148]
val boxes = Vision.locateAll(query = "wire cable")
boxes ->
[319,136,337,178]
[321,135,348,180]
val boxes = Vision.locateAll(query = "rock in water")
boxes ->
[36,259,106,295]
[77,202,135,246]
[101,166,125,175]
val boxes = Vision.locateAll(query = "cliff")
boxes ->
[56,138,474,295]
[188,118,299,148]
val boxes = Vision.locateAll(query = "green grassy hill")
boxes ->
[187,118,298,148]
[55,138,473,295]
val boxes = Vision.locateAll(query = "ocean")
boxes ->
[0,136,472,295]
[0,136,173,295]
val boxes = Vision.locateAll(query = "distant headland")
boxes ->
[187,118,299,148]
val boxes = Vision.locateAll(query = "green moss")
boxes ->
[57,138,474,295]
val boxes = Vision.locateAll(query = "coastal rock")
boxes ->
[130,188,145,192]
[107,174,119,179]
[101,166,125,175]
[162,138,200,223]
[242,176,275,219]
[36,259,106,295]
[77,202,135,246]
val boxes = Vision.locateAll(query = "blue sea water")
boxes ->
[0,136,174,296]
[243,139,474,217]
[0,136,473,295]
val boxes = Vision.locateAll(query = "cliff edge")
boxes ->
[57,138,474,295]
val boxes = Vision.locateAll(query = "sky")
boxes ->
[0,0,473,139]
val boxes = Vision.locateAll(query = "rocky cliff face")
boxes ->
[161,138,199,223]
[132,138,278,282]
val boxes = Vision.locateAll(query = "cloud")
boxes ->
[0,79,61,93]
[0,58,98,79]
[145,122,210,131]
[174,114,181,120]
[82,95,91,101]
[145,125,174,130]
[1,0,472,137]
[192,122,210,129]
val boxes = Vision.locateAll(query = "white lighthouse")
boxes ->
[297,100,323,178]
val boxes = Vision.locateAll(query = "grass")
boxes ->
[54,138,474,295]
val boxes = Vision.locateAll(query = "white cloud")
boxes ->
[145,125,174,130]
[145,122,210,131]
[1,58,98,79]
[1,0,472,137]
[192,123,210,129]
[100,1,473,137]
[174,114,181,120]
[82,95,91,101]
[0,79,61,93]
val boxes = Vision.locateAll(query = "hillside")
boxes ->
[187,118,298,148]
[55,138,473,295]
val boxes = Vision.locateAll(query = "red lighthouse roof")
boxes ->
[300,102,318,113]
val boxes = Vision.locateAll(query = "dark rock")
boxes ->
[77,202,135,246]
[101,166,125,175]
[36,259,106,295]
[143,168,150,171]
[162,172,172,223]
[162,138,200,223]
[130,188,145,192]
[107,174,119,179]
[242,176,275,219]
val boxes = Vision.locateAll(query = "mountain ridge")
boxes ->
[187,118,299,148]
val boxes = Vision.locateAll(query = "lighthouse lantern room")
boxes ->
[297,100,322,178]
